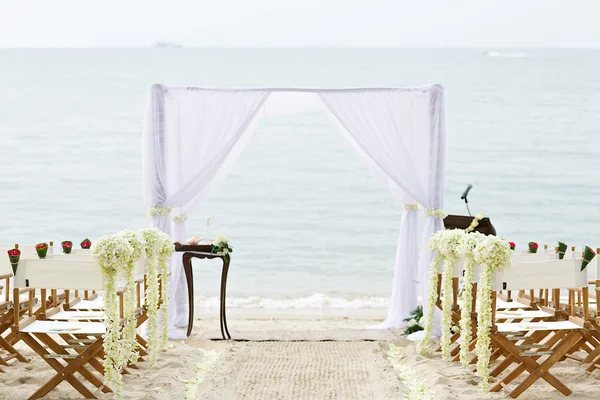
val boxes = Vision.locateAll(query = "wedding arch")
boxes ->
[142,84,447,337]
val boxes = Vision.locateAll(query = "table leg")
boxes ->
[219,260,227,340]
[183,255,195,337]
[222,257,231,339]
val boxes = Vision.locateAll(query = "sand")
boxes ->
[2,310,600,399]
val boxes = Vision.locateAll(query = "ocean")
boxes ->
[1,48,600,311]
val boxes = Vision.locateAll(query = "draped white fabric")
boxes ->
[142,85,446,337]
[318,86,446,327]
[142,85,270,335]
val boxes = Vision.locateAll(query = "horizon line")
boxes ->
[1,45,600,50]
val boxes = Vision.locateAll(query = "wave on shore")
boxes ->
[196,293,388,309]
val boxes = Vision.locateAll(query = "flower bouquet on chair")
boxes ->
[35,243,48,259]
[528,242,538,254]
[61,240,73,254]
[558,242,568,259]
[80,238,92,249]
[211,235,233,255]
[581,246,596,271]
[7,246,20,275]
[509,242,516,250]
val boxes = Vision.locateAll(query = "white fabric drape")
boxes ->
[142,85,270,336]
[318,86,446,327]
[142,85,446,336]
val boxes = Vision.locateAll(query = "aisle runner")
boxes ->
[203,342,401,400]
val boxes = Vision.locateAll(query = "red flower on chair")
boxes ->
[508,242,516,250]
[528,242,538,254]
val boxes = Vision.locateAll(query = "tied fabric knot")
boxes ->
[172,215,188,223]
[147,206,172,217]
[425,208,446,218]
[403,204,418,211]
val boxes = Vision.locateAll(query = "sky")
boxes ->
[1,1,599,48]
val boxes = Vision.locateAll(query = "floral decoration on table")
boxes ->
[508,241,515,250]
[418,229,463,358]
[464,213,484,233]
[211,235,233,255]
[557,242,568,259]
[581,246,596,271]
[456,231,485,367]
[472,236,512,391]
[528,241,538,254]
[7,246,20,275]
[61,240,73,254]
[35,242,48,259]
[80,238,92,249]
[403,306,424,335]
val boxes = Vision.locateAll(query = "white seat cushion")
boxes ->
[496,320,582,332]
[70,297,105,310]
[21,320,105,335]
[496,310,554,319]
[47,311,106,321]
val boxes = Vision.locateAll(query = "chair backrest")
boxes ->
[492,258,587,291]
[14,258,107,290]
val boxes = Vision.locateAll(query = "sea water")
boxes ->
[1,48,599,310]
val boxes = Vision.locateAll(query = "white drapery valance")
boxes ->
[142,85,446,337]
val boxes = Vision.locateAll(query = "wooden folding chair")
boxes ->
[486,258,590,398]
[11,257,119,399]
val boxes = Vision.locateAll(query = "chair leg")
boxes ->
[20,332,100,399]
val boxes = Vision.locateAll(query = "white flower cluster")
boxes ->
[464,213,484,233]
[183,350,220,400]
[173,215,188,223]
[212,234,233,255]
[472,235,511,391]
[420,229,464,358]
[388,345,435,400]
[408,316,426,328]
[91,228,175,397]
[456,232,486,367]
[425,208,447,219]
[147,206,172,216]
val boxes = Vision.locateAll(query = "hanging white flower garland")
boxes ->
[119,230,146,365]
[472,236,511,391]
[158,233,175,349]
[456,232,485,368]
[91,234,134,398]
[417,229,463,358]
[464,213,484,233]
[141,228,162,366]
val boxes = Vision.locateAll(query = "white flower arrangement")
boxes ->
[141,228,162,366]
[418,229,464,358]
[388,345,435,400]
[147,206,172,216]
[119,229,146,365]
[456,232,485,368]
[91,234,134,398]
[183,350,220,400]
[157,232,175,348]
[211,235,233,255]
[404,203,419,211]
[472,236,511,391]
[464,213,484,233]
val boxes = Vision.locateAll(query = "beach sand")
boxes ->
[2,311,600,399]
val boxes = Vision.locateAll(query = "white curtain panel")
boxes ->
[143,85,446,336]
[142,85,270,336]
[318,86,446,327]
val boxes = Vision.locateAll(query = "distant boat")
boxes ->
[485,51,528,58]
[152,42,183,49]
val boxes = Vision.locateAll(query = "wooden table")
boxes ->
[174,243,231,340]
